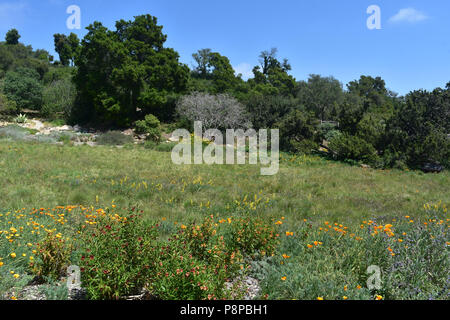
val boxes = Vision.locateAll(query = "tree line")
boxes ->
[0,14,448,170]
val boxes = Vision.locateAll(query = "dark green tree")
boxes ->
[2,67,43,111]
[73,15,189,126]
[5,29,20,45]
[53,34,72,66]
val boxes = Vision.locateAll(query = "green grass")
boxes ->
[0,140,448,300]
[0,140,448,226]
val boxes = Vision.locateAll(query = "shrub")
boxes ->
[0,93,17,115]
[225,215,279,259]
[134,114,161,142]
[151,233,235,300]
[329,132,379,165]
[77,210,159,300]
[0,124,30,140]
[176,92,251,130]
[96,131,134,146]
[276,109,320,153]
[2,67,43,111]
[30,232,73,282]
[42,78,76,120]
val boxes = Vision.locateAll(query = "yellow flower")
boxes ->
[343,296,348,300]
[10,253,16,258]
[317,297,324,300]
[0,261,3,267]
[375,295,383,300]
[10,296,17,300]
[13,274,19,279]
[281,276,287,281]
[282,254,291,259]
[356,285,362,290]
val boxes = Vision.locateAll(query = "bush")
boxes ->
[0,92,17,114]
[78,210,159,300]
[329,132,379,165]
[276,109,320,153]
[2,67,43,111]
[176,92,251,130]
[134,114,162,142]
[42,78,76,120]
[0,124,30,140]
[96,131,134,146]
[30,232,73,282]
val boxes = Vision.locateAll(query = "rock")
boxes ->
[224,276,261,300]
[422,162,444,173]
[122,129,134,136]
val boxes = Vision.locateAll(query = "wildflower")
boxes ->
[375,295,383,300]
[281,276,287,281]
[356,285,362,290]
[10,253,16,258]
[13,274,19,279]
[0,261,3,267]
[307,244,313,248]
[282,254,291,259]
[10,296,17,300]
[317,297,324,300]
[343,296,348,300]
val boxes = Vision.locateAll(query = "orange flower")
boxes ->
[281,276,287,281]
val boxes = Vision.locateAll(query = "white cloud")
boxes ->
[234,63,254,80]
[389,8,428,23]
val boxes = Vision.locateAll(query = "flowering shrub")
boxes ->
[226,214,279,258]
[257,203,449,300]
[30,231,73,282]
[77,209,158,300]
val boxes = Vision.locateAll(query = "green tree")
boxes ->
[276,108,320,153]
[73,15,189,126]
[297,74,344,121]
[53,34,72,66]
[249,48,296,97]
[2,67,43,111]
[384,89,450,169]
[5,29,20,45]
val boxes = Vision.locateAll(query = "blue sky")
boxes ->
[1,0,449,95]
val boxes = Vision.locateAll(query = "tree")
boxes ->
[249,48,297,97]
[191,49,239,94]
[297,74,344,121]
[5,29,20,45]
[275,108,320,153]
[192,49,212,77]
[67,33,80,65]
[176,92,251,130]
[383,89,450,169]
[72,15,189,126]
[2,67,43,111]
[53,34,72,66]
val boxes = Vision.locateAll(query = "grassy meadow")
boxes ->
[0,140,448,300]
[0,140,448,223]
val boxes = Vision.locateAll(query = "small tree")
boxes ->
[135,114,162,142]
[176,92,251,130]
[3,67,43,111]
[5,29,20,45]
